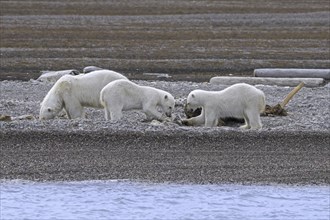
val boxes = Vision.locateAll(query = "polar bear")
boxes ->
[100,79,175,121]
[182,83,265,129]
[39,70,128,119]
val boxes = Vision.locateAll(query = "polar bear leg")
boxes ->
[104,107,111,120]
[102,101,113,120]
[244,108,262,129]
[103,98,123,121]
[240,114,251,129]
[204,109,218,127]
[110,111,123,121]
[66,104,84,119]
[247,112,262,129]
[63,96,84,119]
[108,106,123,121]
[143,105,163,121]
[240,123,250,129]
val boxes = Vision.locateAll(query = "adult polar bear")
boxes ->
[100,79,175,121]
[40,70,127,119]
[183,83,265,129]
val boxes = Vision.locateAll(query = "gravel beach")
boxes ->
[1,79,329,185]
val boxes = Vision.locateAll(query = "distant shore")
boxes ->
[1,1,329,81]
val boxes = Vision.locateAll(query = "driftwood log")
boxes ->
[210,76,324,87]
[253,68,330,79]
[262,82,305,116]
[0,114,35,121]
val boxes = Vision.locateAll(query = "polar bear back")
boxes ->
[100,79,171,110]
[66,70,128,107]
[188,83,265,119]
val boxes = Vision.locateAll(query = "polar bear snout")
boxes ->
[165,111,172,118]
[185,103,197,113]
[162,105,173,118]
[162,94,175,118]
[39,107,56,120]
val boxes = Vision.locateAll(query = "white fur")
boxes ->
[183,83,265,129]
[40,70,128,119]
[100,79,175,121]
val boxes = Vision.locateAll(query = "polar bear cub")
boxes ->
[40,70,128,119]
[100,79,175,121]
[183,83,265,129]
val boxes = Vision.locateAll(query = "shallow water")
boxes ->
[1,180,329,220]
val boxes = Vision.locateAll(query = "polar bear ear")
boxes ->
[164,95,168,100]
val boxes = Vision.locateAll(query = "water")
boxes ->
[1,180,329,220]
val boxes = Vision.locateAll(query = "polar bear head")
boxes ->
[39,106,60,120]
[185,90,202,113]
[39,93,64,120]
[160,93,175,118]
[39,79,69,119]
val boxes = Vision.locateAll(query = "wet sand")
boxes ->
[1,129,329,185]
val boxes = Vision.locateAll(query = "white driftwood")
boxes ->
[209,76,324,87]
[254,69,330,79]
[143,73,172,79]
[37,69,80,82]
[280,82,305,108]
[83,66,103,74]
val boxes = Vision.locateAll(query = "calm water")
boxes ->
[1,180,329,220]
